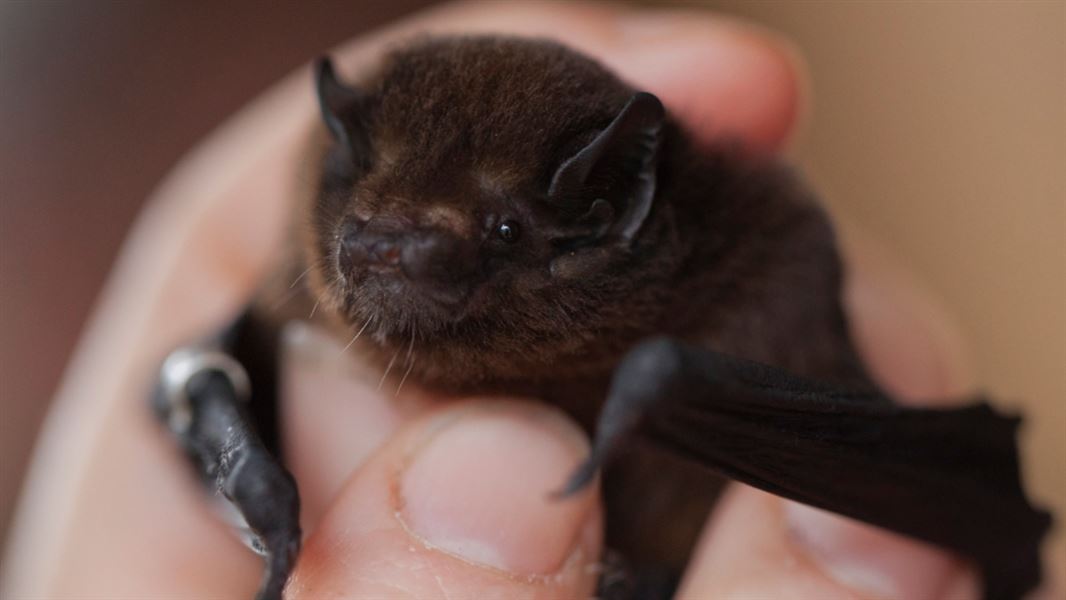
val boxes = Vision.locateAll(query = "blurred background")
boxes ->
[1,0,1063,560]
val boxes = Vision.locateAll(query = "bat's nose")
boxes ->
[339,218,474,286]
[340,219,404,271]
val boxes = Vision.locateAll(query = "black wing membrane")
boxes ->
[562,338,1052,600]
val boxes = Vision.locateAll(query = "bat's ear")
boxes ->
[548,92,665,245]
[314,56,367,163]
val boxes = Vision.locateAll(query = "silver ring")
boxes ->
[159,347,252,435]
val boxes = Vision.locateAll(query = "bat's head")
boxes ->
[306,37,680,388]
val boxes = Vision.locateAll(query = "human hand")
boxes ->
[4,2,1056,599]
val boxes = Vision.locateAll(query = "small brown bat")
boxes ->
[152,35,1051,600]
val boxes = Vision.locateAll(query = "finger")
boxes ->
[678,231,983,599]
[360,1,803,153]
[680,484,980,600]
[279,322,441,531]
[839,220,975,403]
[287,400,602,600]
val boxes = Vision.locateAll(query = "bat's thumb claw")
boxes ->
[549,454,600,501]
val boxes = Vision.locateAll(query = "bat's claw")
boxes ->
[551,341,680,501]
[551,452,602,500]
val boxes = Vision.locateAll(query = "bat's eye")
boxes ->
[497,221,520,243]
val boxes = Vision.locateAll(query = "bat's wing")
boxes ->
[560,337,1052,600]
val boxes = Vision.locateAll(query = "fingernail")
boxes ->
[399,403,593,575]
[786,502,976,598]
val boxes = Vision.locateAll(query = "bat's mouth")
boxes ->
[377,276,472,313]
[338,260,477,336]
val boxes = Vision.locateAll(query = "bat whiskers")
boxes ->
[269,286,302,312]
[269,266,319,311]
[289,266,313,289]
[395,332,417,397]
[378,348,400,391]
[342,315,373,353]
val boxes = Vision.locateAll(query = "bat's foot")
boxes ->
[595,548,677,600]
[155,340,301,600]
[225,445,301,600]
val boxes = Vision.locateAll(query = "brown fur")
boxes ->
[269,35,872,571]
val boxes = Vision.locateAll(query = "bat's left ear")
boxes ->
[548,92,665,245]
[314,57,367,164]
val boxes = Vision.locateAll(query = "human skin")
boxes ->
[3,2,1058,599]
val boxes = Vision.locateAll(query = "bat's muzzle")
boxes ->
[339,217,477,290]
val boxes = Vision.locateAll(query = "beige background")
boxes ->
[709,0,1065,534]
[2,0,1063,565]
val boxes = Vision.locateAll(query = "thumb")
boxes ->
[286,400,602,599]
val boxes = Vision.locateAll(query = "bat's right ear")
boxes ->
[548,92,664,246]
[314,57,364,159]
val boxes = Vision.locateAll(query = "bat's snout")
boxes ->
[339,218,475,290]
[340,218,403,272]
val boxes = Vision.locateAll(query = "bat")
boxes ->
[151,36,1052,600]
